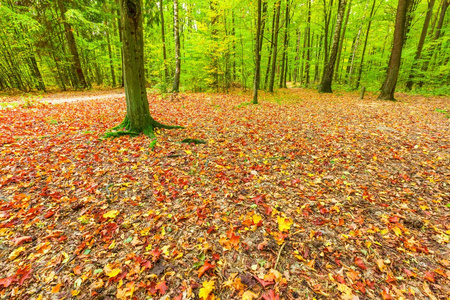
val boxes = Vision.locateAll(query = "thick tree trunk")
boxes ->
[268,0,281,93]
[172,0,181,92]
[355,0,376,89]
[318,0,346,93]
[57,0,87,89]
[378,0,411,100]
[253,0,262,104]
[110,0,180,138]
[406,0,435,90]
[160,0,169,85]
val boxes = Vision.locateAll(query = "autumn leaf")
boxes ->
[354,257,367,270]
[104,264,121,278]
[376,259,386,272]
[9,247,25,260]
[52,283,62,293]
[103,210,120,219]
[155,281,168,294]
[262,289,279,300]
[242,290,259,300]
[277,216,293,232]
[199,280,215,299]
[424,271,435,283]
[198,261,215,278]
[12,236,32,246]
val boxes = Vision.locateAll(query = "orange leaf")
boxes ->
[52,283,62,293]
[198,261,214,278]
[73,265,82,275]
[155,281,168,294]
[424,271,435,283]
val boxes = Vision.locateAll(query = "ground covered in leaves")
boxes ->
[0,89,449,300]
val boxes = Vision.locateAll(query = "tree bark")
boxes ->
[253,0,262,104]
[334,0,352,82]
[57,0,87,89]
[160,0,169,85]
[355,0,376,89]
[264,3,277,89]
[279,0,289,88]
[110,0,181,137]
[378,0,411,100]
[406,0,435,90]
[172,0,181,93]
[318,0,346,93]
[304,0,311,85]
[268,0,281,93]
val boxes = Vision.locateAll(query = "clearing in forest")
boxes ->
[0,89,449,299]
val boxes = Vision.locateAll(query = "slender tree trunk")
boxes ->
[172,0,181,92]
[319,0,347,93]
[279,1,289,88]
[378,0,411,100]
[264,4,277,89]
[335,0,351,82]
[106,27,116,87]
[347,21,363,85]
[268,0,281,93]
[322,0,334,67]
[305,0,311,85]
[253,0,262,104]
[314,34,322,82]
[57,0,87,89]
[355,0,376,89]
[293,29,301,84]
[160,0,169,85]
[419,0,448,86]
[405,0,435,90]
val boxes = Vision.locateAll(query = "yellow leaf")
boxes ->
[103,210,119,219]
[104,264,121,277]
[277,216,293,232]
[199,280,215,299]
[108,240,116,249]
[9,246,25,260]
[252,213,262,225]
[392,226,402,237]
[242,290,259,300]
[337,283,353,296]
[71,290,80,296]
[376,259,386,272]
[36,295,43,300]
[380,229,389,235]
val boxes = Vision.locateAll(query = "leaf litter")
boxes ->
[0,89,449,299]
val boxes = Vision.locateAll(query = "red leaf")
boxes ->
[198,261,214,278]
[355,257,367,270]
[253,275,274,288]
[13,236,32,246]
[424,271,435,283]
[262,289,279,300]
[155,281,168,294]
[44,210,55,218]
[17,267,32,286]
[0,276,17,287]
[388,216,399,223]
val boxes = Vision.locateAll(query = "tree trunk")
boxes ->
[355,0,376,89]
[293,29,301,84]
[378,0,411,100]
[160,0,169,85]
[279,1,289,88]
[418,0,448,86]
[110,0,180,138]
[405,0,435,90]
[318,0,347,93]
[304,0,311,85]
[268,0,281,93]
[264,3,277,89]
[335,0,352,82]
[57,0,87,89]
[172,0,181,92]
[253,0,262,104]
[106,27,116,87]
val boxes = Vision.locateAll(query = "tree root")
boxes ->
[104,115,183,142]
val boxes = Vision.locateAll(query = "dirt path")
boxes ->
[43,90,125,104]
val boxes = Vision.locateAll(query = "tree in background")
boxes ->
[172,0,181,93]
[378,0,411,100]
[253,0,262,104]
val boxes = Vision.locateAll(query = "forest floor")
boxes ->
[0,88,449,300]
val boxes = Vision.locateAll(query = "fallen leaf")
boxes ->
[199,280,215,299]
[198,261,214,278]
[354,257,367,270]
[103,210,119,219]
[242,290,259,300]
[277,216,293,232]
[9,247,25,260]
